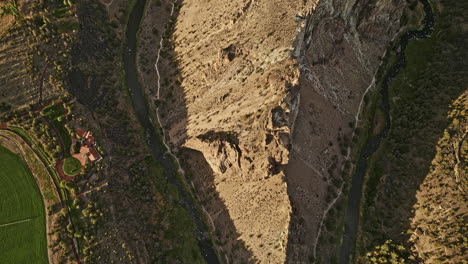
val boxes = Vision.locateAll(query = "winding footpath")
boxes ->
[339,1,435,263]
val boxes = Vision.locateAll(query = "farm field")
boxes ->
[0,145,48,264]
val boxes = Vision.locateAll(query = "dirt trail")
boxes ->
[154,2,179,168]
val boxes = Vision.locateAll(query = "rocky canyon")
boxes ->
[135,0,463,263]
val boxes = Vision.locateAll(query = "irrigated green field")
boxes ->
[0,145,48,264]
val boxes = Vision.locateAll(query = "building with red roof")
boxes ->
[72,129,102,165]
[89,148,102,162]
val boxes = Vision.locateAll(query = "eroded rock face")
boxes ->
[158,0,406,262]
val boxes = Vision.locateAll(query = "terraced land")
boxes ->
[0,145,48,264]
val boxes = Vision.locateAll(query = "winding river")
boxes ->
[339,1,434,263]
[124,0,219,263]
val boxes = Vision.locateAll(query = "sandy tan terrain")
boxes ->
[137,1,313,262]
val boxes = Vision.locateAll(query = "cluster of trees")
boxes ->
[11,114,62,161]
[0,1,20,19]
[53,197,105,264]
[24,0,76,102]
[75,199,105,262]
[49,208,76,264]
[1,0,76,108]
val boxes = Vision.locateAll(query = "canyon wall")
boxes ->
[150,0,407,262]
[287,0,406,262]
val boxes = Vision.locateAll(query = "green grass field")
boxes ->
[63,156,81,176]
[0,145,48,264]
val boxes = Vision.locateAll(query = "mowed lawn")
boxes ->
[0,145,48,264]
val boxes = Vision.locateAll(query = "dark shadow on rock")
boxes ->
[147,0,258,262]
[180,148,257,263]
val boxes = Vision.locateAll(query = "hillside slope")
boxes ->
[410,92,467,263]
[163,1,311,262]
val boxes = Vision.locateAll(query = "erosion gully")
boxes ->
[124,0,219,263]
[339,1,434,263]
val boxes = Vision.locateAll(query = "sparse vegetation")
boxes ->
[2,0,464,264]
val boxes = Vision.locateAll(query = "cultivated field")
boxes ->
[0,145,48,264]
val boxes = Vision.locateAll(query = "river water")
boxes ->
[124,0,219,262]
[339,1,434,263]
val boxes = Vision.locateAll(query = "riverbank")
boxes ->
[309,1,430,262]
[338,0,435,263]
[353,0,467,262]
